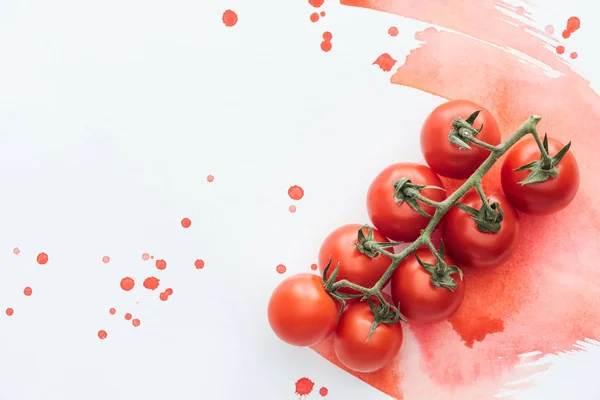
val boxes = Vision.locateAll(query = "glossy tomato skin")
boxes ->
[501,137,579,215]
[268,273,339,346]
[391,249,465,323]
[421,100,502,179]
[319,224,394,295]
[333,302,403,373]
[443,191,519,268]
[367,163,446,242]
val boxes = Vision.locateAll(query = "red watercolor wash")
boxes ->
[181,218,192,228]
[159,292,168,301]
[310,12,319,22]
[132,318,141,327]
[276,264,287,274]
[195,259,205,269]
[319,387,329,396]
[98,330,108,339]
[320,11,326,17]
[288,185,305,200]
[207,175,215,183]
[165,288,173,295]
[289,205,297,213]
[545,25,554,35]
[562,30,571,39]
[222,10,238,27]
[566,16,581,33]
[109,308,116,315]
[120,277,135,291]
[373,53,397,72]
[124,313,132,321]
[295,378,315,396]
[448,315,505,348]
[322,31,332,40]
[5,308,14,316]
[388,26,399,36]
[102,256,110,264]
[13,247,19,255]
[155,259,167,270]
[556,45,565,55]
[142,253,150,261]
[143,277,160,290]
[23,287,32,296]
[309,0,324,7]
[310,263,318,271]
[36,252,48,265]
[570,52,578,59]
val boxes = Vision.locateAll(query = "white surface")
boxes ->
[0,0,598,399]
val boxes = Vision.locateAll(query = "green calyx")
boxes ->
[448,110,484,150]
[455,200,504,233]
[366,298,405,341]
[415,242,463,291]
[355,225,402,258]
[393,177,444,218]
[322,257,361,319]
[516,133,572,185]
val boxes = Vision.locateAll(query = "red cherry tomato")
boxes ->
[442,190,520,268]
[390,249,465,323]
[367,163,446,242]
[333,302,403,373]
[421,100,502,179]
[268,273,339,346]
[501,136,579,215]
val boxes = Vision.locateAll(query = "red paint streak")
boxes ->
[295,378,315,396]
[109,308,116,315]
[222,10,238,27]
[102,256,110,264]
[373,53,397,72]
[322,31,332,40]
[289,205,297,213]
[181,218,192,228]
[562,30,571,39]
[310,263,318,271]
[545,25,554,35]
[207,174,215,182]
[142,253,150,261]
[155,259,167,270]
[570,52,578,59]
[13,247,19,255]
[388,26,398,36]
[556,45,565,55]
[143,277,160,290]
[36,252,48,265]
[98,330,108,339]
[132,318,141,327]
[319,387,329,396]
[165,288,173,295]
[288,185,305,200]
[195,259,205,269]
[5,308,14,316]
[566,16,581,34]
[310,13,320,22]
[23,287,32,296]
[309,0,325,7]
[320,11,326,17]
[276,264,287,274]
[120,277,135,291]
[125,313,132,321]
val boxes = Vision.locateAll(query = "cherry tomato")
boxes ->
[268,273,339,346]
[367,163,446,242]
[442,190,519,268]
[391,249,465,323]
[333,302,403,373]
[501,136,579,215]
[421,100,502,179]
[319,224,394,295]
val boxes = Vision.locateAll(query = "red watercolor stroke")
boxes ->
[310,0,600,398]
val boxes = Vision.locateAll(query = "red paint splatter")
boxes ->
[556,45,565,54]
[155,259,167,270]
[120,277,135,291]
[150,255,154,259]
[276,264,287,274]
[448,315,505,348]
[222,10,238,27]
[310,13,319,22]
[321,41,332,52]
[320,11,326,17]
[295,378,315,396]
[181,218,192,228]
[322,31,332,40]
[288,185,305,200]
[566,16,581,34]
[102,256,110,263]
[142,253,150,261]
[562,30,571,39]
[289,205,297,213]
[143,277,160,290]
[124,313,132,321]
[36,252,48,265]
[5,308,14,316]
[309,0,324,7]
[23,287,32,296]
[12,247,19,255]
[388,26,399,36]
[310,263,318,271]
[165,288,173,295]
[319,387,329,397]
[109,308,116,315]
[373,53,397,72]
[570,51,578,59]
[207,174,215,182]
[545,25,554,35]
[98,330,107,339]
[159,292,168,301]
[132,318,141,327]
[195,259,205,269]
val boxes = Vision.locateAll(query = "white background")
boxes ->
[0,0,598,399]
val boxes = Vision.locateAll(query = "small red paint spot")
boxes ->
[310,263,318,271]
[98,330,108,339]
[320,11,326,17]
[150,255,154,259]
[195,259,205,269]
[309,0,324,7]
[143,276,160,290]
[322,31,332,41]
[288,185,305,200]
[155,259,167,270]
[36,252,48,265]
[159,292,168,301]
[289,205,297,213]
[556,45,565,54]
[276,264,287,274]
[562,30,571,39]
[125,313,132,321]
[388,26,398,36]
[132,318,141,327]
[545,25,554,35]
[102,256,110,264]
[295,378,315,396]
[373,53,397,72]
[165,288,173,295]
[566,16,581,33]
[120,277,135,291]
[222,10,238,27]
[319,387,329,397]
[13,247,20,255]
[515,6,525,16]
[310,13,319,22]
[6,308,14,316]
[320,41,332,52]
[570,52,578,59]
[181,218,192,228]
[142,253,150,261]
[23,287,32,296]
[109,308,116,315]
[207,175,215,183]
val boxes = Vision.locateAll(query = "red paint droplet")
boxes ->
[13,247,20,255]
[556,45,565,54]
[515,6,525,16]
[310,263,318,271]
[5,308,14,316]
[373,53,397,72]
[132,318,141,327]
[288,185,305,200]
[181,218,192,228]
[98,330,108,339]
[562,30,571,39]
[36,252,48,265]
[310,12,319,22]
[276,264,287,274]
[150,255,154,259]
[143,276,160,290]
[319,387,329,397]
[142,253,150,261]
[23,287,32,296]
[566,16,581,33]
[289,205,297,213]
[155,259,167,270]
[124,313,132,321]
[159,292,169,301]
[545,25,554,35]
[320,41,332,52]
[222,10,238,27]
[309,0,324,7]
[320,11,326,17]
[570,52,578,59]
[165,288,173,295]
[195,259,205,269]
[120,277,135,291]
[388,26,399,36]
[109,308,116,315]
[322,31,332,40]
[295,378,315,396]
[207,174,215,182]
[102,256,110,264]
